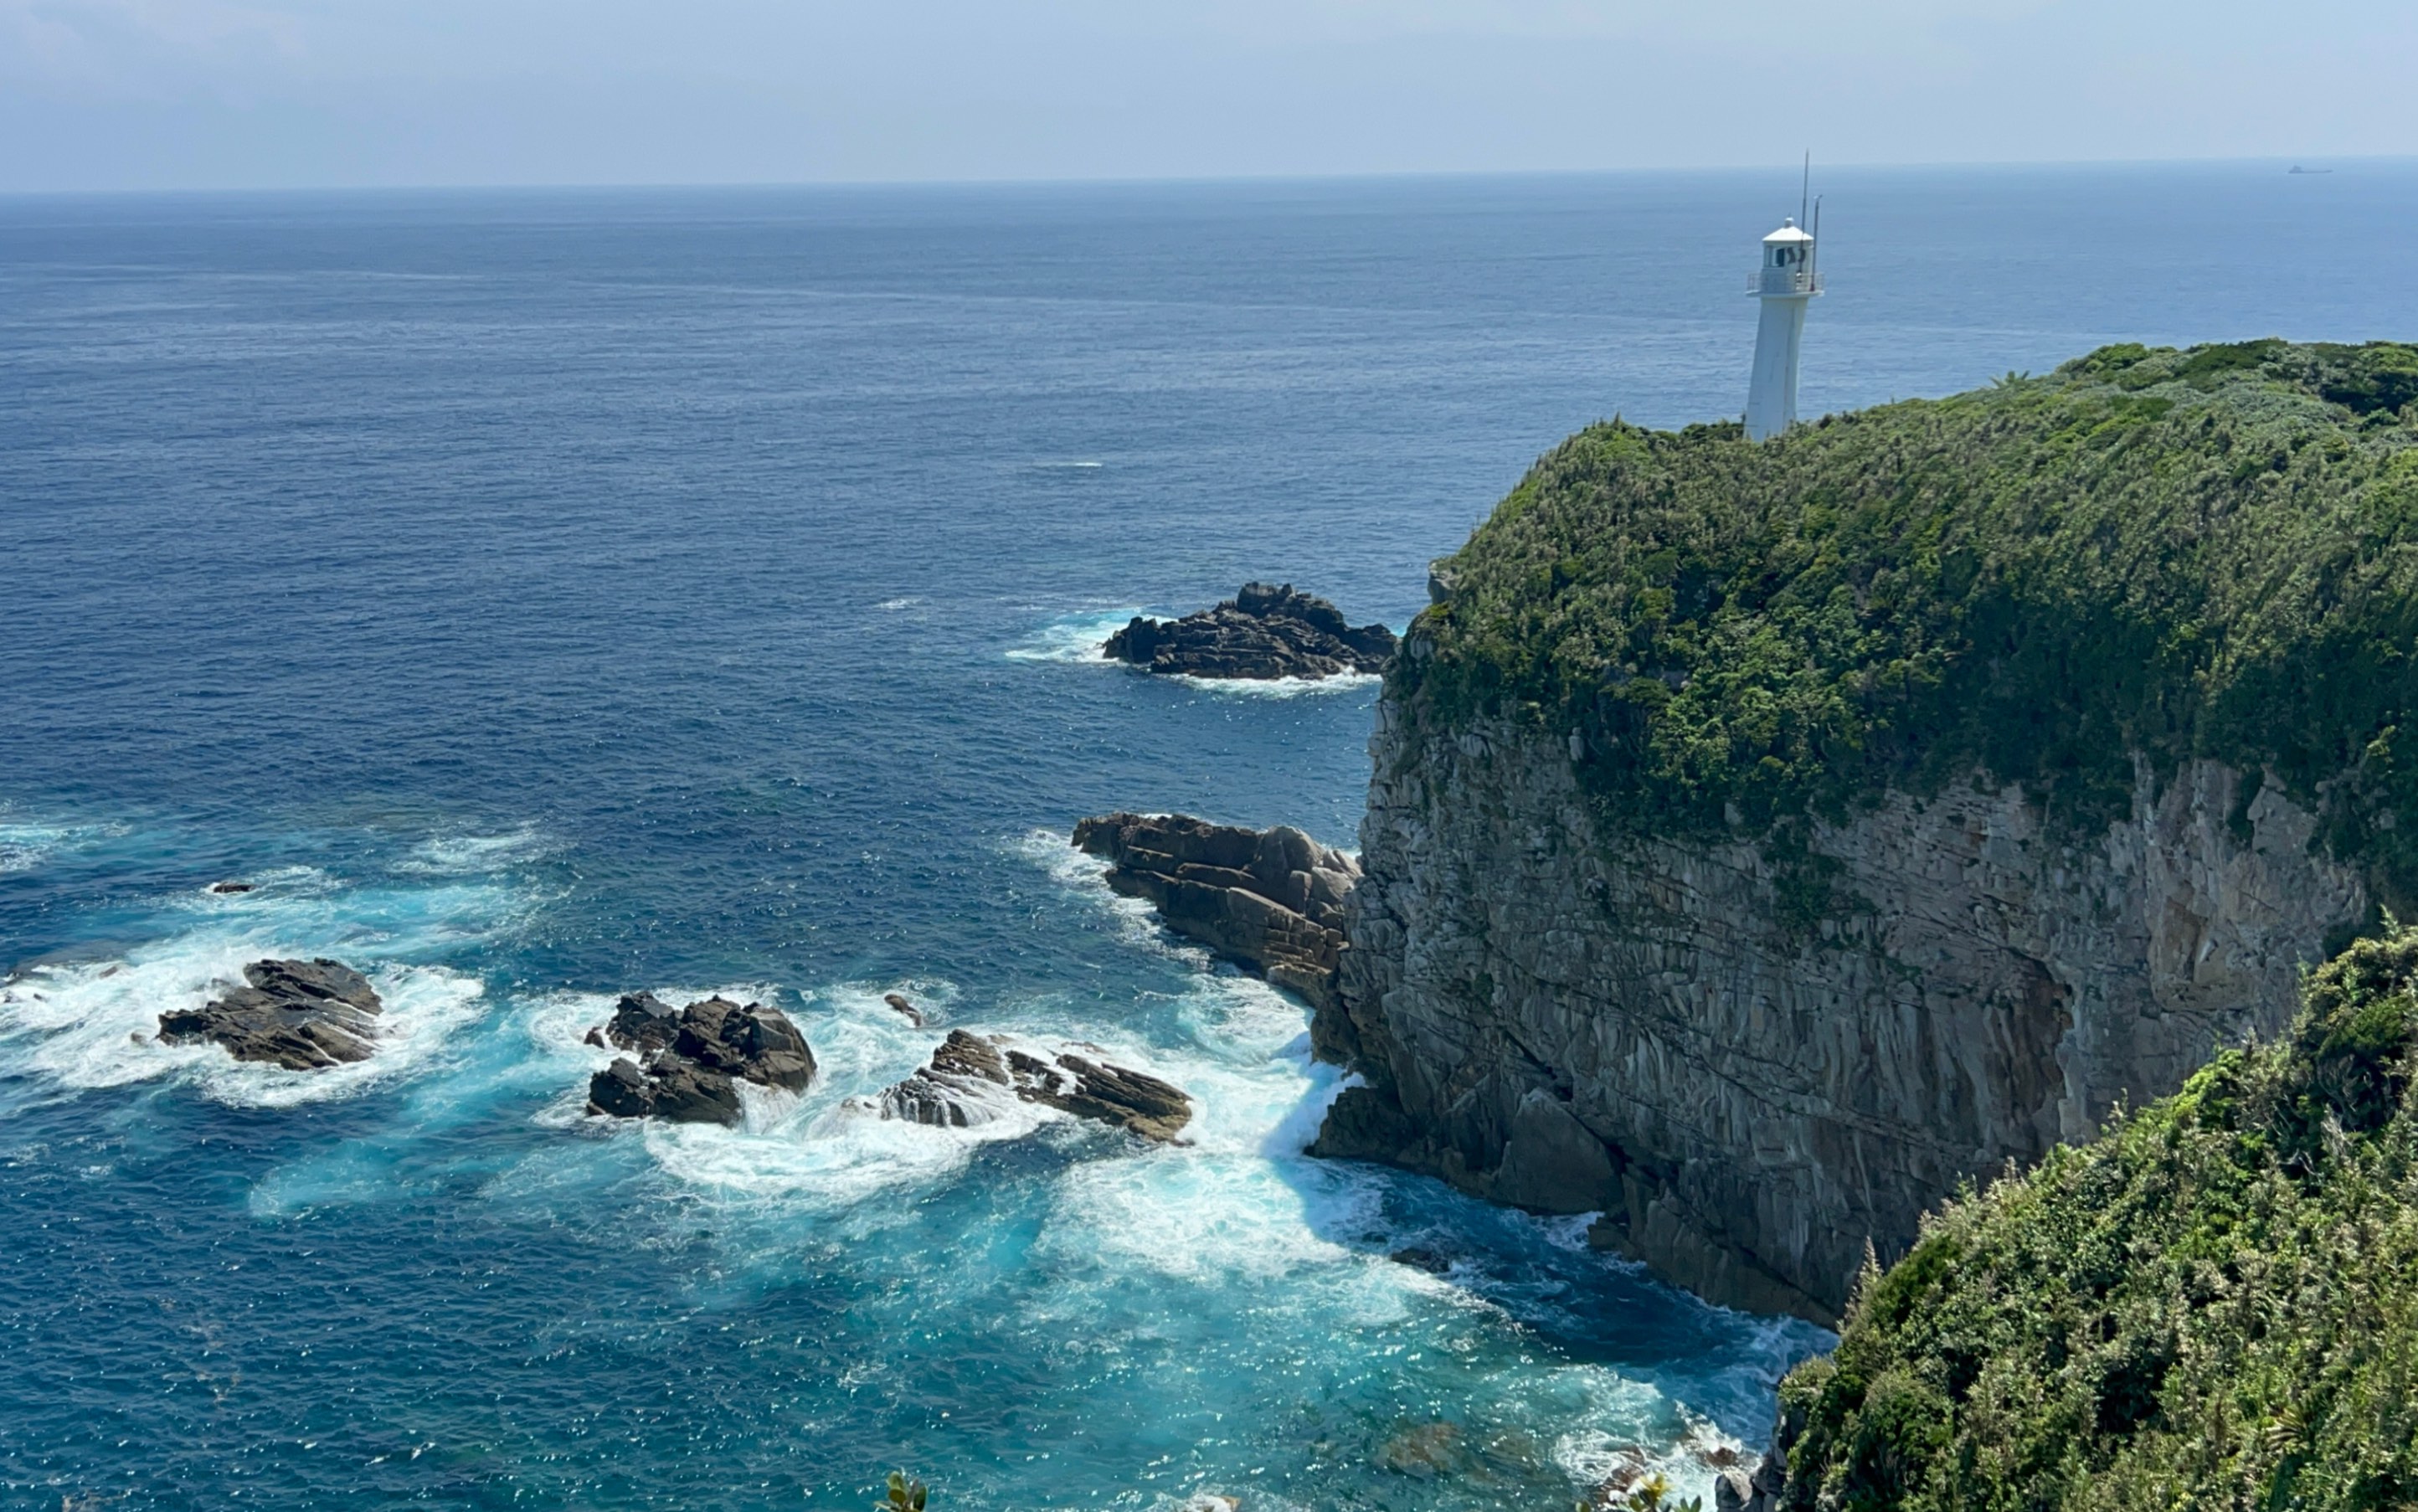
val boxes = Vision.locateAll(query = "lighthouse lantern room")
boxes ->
[1745,217,1820,440]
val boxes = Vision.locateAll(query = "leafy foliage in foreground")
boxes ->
[1403,341,2418,901]
[1772,924,2418,1510]
[878,1470,929,1512]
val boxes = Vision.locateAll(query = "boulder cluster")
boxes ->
[1073,812,1356,1012]
[157,958,383,1070]
[877,1028,1192,1142]
[1104,583,1395,680]
[583,992,815,1126]
[154,959,1199,1152]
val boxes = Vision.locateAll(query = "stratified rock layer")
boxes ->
[584,993,815,1126]
[877,1028,1192,1142]
[1073,812,1357,1011]
[1312,701,2368,1323]
[157,958,383,1070]
[1104,583,1395,681]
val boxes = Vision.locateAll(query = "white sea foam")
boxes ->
[1014,825,1211,964]
[517,975,1081,1211]
[396,827,549,875]
[1004,607,1149,665]
[873,596,920,611]
[0,950,486,1108]
[1167,670,1382,700]
[0,841,527,1108]
[1554,1402,1752,1504]
[0,818,121,875]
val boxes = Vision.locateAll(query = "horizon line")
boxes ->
[5,152,2413,201]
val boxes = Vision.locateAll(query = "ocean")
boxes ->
[3,162,2414,1510]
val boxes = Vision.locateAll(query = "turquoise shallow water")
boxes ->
[3,165,2415,1509]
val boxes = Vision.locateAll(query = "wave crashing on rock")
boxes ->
[156,958,383,1070]
[1104,583,1395,681]
[878,1028,1192,1143]
[584,992,816,1126]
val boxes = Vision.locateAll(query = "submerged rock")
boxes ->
[584,993,815,1126]
[877,1028,1193,1142]
[1104,582,1395,681]
[1072,812,1357,1012]
[157,958,383,1070]
[207,881,254,895]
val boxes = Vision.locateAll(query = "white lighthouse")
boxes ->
[1744,217,1819,440]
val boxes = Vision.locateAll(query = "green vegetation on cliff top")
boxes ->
[1772,923,2418,1509]
[1404,340,2418,902]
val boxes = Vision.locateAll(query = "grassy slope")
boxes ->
[1771,924,2418,1510]
[1402,341,2418,908]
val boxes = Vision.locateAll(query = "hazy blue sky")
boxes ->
[3,0,2412,191]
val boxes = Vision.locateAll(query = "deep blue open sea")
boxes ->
[3,163,2415,1510]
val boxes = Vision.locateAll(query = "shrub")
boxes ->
[1770,924,2418,1509]
[1402,342,2418,908]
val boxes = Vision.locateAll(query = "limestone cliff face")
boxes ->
[1310,688,2369,1324]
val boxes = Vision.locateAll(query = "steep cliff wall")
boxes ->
[1312,697,2364,1320]
[1307,341,2418,1323]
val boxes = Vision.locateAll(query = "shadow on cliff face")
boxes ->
[1263,1068,1834,1462]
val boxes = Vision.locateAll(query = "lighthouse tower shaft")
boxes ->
[1745,219,1819,441]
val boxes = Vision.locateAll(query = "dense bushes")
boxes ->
[1770,924,2418,1510]
[1403,342,2418,903]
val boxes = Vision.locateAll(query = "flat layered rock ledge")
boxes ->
[584,991,815,1126]
[1073,812,1356,1013]
[1104,583,1396,680]
[157,958,383,1070]
[877,1028,1192,1143]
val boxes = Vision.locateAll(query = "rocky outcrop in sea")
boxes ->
[157,958,383,1069]
[1310,695,2366,1323]
[1104,583,1395,680]
[584,992,815,1125]
[1073,812,1357,1012]
[877,1028,1193,1142]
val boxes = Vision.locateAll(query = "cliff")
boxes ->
[1757,924,2418,1509]
[1311,340,2418,1322]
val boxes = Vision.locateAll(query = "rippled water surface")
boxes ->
[4,165,2415,1509]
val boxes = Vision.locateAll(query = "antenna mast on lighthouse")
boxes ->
[1745,157,1822,441]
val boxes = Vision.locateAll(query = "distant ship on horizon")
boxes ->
[2289,164,2333,174]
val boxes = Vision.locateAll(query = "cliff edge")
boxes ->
[1311,339,2418,1322]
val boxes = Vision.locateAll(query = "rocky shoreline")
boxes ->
[1073,811,1356,1012]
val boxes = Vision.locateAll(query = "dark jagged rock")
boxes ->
[669,996,815,1092]
[1073,812,1357,1012]
[587,1054,742,1124]
[882,992,925,1026]
[604,990,681,1052]
[584,994,815,1126]
[879,1029,1013,1128]
[877,1028,1193,1142]
[157,958,383,1070]
[1022,1051,1192,1142]
[208,882,254,895]
[1104,582,1395,681]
